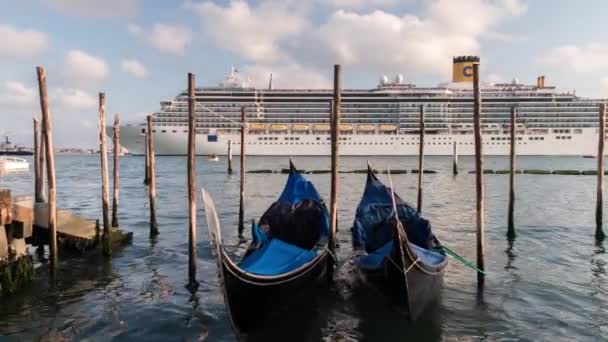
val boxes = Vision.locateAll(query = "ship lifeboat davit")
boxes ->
[357,124,375,132]
[249,123,267,131]
[312,124,330,132]
[378,124,397,132]
[269,124,288,132]
[339,124,353,132]
[291,124,310,132]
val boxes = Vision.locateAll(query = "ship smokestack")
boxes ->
[537,76,542,88]
[268,73,273,90]
[452,56,480,83]
[541,75,545,88]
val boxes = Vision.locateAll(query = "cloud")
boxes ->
[128,23,192,55]
[0,81,37,108]
[187,0,527,79]
[43,0,140,18]
[63,50,110,84]
[187,0,307,62]
[539,43,608,73]
[243,63,331,89]
[323,0,401,10]
[0,25,48,58]
[121,59,148,78]
[54,88,97,109]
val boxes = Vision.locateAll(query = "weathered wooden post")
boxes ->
[33,118,44,203]
[417,105,425,213]
[39,129,46,203]
[473,63,485,288]
[147,115,158,237]
[36,66,57,269]
[227,140,233,175]
[98,93,111,256]
[329,64,341,278]
[187,73,198,287]
[238,107,246,238]
[452,141,458,176]
[596,104,606,241]
[112,114,120,228]
[144,132,150,185]
[507,106,517,239]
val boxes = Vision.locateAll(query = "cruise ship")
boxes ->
[116,56,607,156]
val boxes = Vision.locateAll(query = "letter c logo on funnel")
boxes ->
[463,66,473,77]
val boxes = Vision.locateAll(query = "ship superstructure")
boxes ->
[117,57,606,156]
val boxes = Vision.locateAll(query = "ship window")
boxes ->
[556,136,561,139]
[207,135,218,142]
[153,130,156,133]
[183,130,187,133]
[141,129,145,134]
[316,137,320,141]
[172,130,177,133]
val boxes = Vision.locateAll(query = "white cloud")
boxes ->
[0,81,36,107]
[187,0,526,79]
[323,0,401,9]
[539,43,608,73]
[0,25,48,58]
[243,63,331,89]
[54,88,97,109]
[121,59,148,78]
[128,23,192,55]
[63,50,110,84]
[44,0,140,18]
[187,0,307,62]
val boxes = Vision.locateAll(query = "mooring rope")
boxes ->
[386,255,420,276]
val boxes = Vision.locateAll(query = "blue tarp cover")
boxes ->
[240,238,317,275]
[238,165,328,276]
[355,240,445,270]
[351,169,432,253]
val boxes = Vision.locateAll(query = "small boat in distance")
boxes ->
[202,161,332,336]
[0,136,33,156]
[0,157,29,172]
[207,154,219,161]
[351,165,447,320]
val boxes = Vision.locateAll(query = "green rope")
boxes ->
[437,245,487,275]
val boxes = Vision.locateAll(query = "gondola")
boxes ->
[351,165,447,320]
[202,161,332,336]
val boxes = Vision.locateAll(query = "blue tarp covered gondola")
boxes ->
[239,162,329,276]
[352,166,443,269]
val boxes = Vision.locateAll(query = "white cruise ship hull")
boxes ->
[117,125,599,156]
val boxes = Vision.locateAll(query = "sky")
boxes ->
[1,0,608,147]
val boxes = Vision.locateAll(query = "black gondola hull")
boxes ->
[219,248,330,336]
[357,245,446,321]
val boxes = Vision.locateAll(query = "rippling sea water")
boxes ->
[0,155,606,341]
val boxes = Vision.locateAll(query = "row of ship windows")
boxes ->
[246,141,531,146]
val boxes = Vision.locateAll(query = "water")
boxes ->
[0,155,606,341]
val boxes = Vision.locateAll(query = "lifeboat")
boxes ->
[357,124,375,132]
[378,124,397,132]
[339,124,353,132]
[312,124,330,132]
[249,123,266,131]
[269,124,288,132]
[291,124,310,132]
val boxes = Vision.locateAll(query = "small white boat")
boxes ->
[207,154,219,162]
[0,157,29,172]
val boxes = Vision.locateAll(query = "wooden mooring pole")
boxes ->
[147,115,158,237]
[99,93,111,256]
[507,106,517,239]
[33,118,44,203]
[227,140,233,175]
[187,73,198,287]
[417,105,425,213]
[329,64,341,278]
[473,63,485,288]
[36,66,57,270]
[596,104,606,241]
[112,114,120,228]
[144,132,150,185]
[238,107,246,239]
[38,129,46,203]
[452,141,458,176]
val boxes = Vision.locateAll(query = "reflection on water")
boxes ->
[0,155,607,341]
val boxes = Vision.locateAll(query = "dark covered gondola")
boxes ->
[351,165,447,320]
[202,161,332,336]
